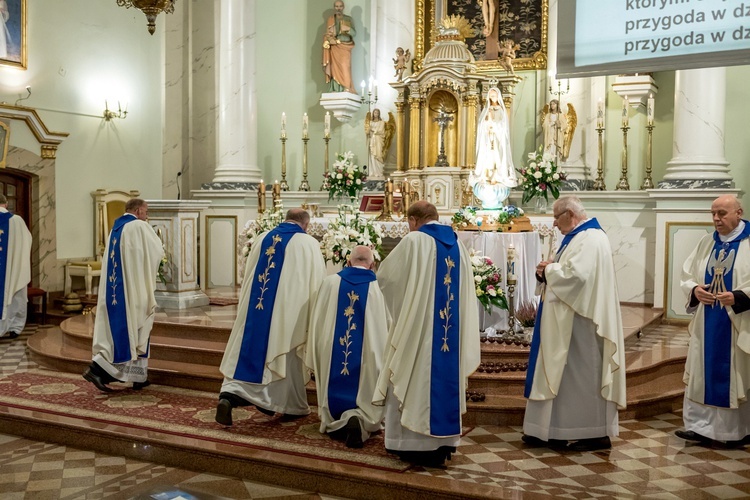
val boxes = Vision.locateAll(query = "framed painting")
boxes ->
[663,222,713,322]
[0,0,26,69]
[414,0,547,73]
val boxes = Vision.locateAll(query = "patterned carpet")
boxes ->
[0,369,407,472]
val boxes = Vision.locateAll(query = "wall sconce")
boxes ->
[103,101,128,121]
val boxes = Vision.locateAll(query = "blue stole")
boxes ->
[524,218,603,398]
[104,214,139,364]
[0,212,12,318]
[234,222,305,383]
[419,224,461,436]
[701,221,750,407]
[327,266,376,420]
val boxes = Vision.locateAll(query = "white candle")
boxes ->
[507,243,517,281]
[374,79,378,100]
[596,99,604,129]
[360,80,366,98]
[281,112,286,138]
[302,113,309,139]
[647,94,655,126]
[324,111,331,138]
[622,96,629,128]
[368,76,373,92]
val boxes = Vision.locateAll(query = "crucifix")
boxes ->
[708,249,729,307]
[433,110,454,168]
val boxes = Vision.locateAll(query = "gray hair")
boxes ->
[350,245,374,267]
[553,195,587,218]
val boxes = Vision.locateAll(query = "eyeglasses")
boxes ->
[553,210,569,220]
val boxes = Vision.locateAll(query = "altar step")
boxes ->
[27,305,686,425]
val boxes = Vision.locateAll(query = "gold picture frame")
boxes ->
[414,0,548,73]
[0,0,26,69]
[0,120,9,168]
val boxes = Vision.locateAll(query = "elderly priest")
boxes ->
[374,201,480,467]
[523,196,626,452]
[306,245,389,448]
[84,199,164,392]
[0,194,32,340]
[676,194,750,447]
[216,208,326,425]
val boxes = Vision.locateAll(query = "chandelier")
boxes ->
[116,0,176,35]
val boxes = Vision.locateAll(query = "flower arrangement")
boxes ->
[157,249,168,285]
[452,205,525,229]
[237,203,285,280]
[321,151,367,201]
[320,204,384,265]
[518,147,567,204]
[470,251,508,314]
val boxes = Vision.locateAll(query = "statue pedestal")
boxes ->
[393,166,465,213]
[146,200,211,309]
[319,92,362,123]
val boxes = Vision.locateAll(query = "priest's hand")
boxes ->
[693,285,715,305]
[536,261,550,281]
[715,291,735,307]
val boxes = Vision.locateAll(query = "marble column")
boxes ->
[660,67,731,188]
[209,0,261,186]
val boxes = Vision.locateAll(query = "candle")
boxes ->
[368,76,373,93]
[324,111,331,138]
[385,178,393,193]
[302,113,309,139]
[360,80,366,99]
[374,79,378,100]
[596,99,604,129]
[507,243,517,282]
[259,179,266,194]
[257,180,266,213]
[281,112,286,138]
[622,96,629,128]
[273,180,281,196]
[647,94,655,126]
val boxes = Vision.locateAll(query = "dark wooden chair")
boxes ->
[27,286,47,325]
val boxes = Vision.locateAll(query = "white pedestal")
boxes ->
[146,200,211,309]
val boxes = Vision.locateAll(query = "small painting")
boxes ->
[0,0,26,69]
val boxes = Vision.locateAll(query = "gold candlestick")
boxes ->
[299,137,311,191]
[321,136,331,190]
[641,124,655,190]
[377,179,394,221]
[280,136,289,191]
[272,181,281,208]
[257,180,267,214]
[616,125,630,191]
[593,126,606,191]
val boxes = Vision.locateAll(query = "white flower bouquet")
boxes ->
[470,250,508,314]
[321,151,367,201]
[518,146,567,204]
[237,203,285,280]
[320,204,384,265]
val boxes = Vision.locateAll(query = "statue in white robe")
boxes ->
[677,195,750,446]
[0,196,32,339]
[374,201,480,467]
[306,246,389,448]
[523,196,626,452]
[84,199,164,392]
[216,209,326,426]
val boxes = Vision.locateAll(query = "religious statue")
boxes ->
[393,47,411,82]
[470,87,517,209]
[479,0,496,37]
[364,108,396,179]
[322,0,356,93]
[498,39,519,75]
[541,99,577,162]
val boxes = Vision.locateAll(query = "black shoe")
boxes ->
[401,449,447,467]
[521,434,567,449]
[7,331,19,339]
[344,417,363,449]
[280,412,308,421]
[132,380,151,390]
[83,367,113,393]
[255,405,276,417]
[723,436,750,448]
[569,436,612,452]
[675,429,712,444]
[215,398,233,426]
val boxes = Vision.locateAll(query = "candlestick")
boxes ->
[302,113,309,139]
[593,124,606,191]
[385,178,393,193]
[622,96,629,128]
[272,180,281,208]
[280,136,289,191]
[281,112,286,139]
[617,120,630,191]
[596,99,605,129]
[324,111,331,138]
[321,136,331,190]
[299,136,311,191]
[647,94,654,127]
[401,185,412,214]
[257,180,266,214]
[641,123,655,189]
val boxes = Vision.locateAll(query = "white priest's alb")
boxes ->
[91,214,164,382]
[220,223,326,415]
[523,219,626,442]
[374,224,480,451]
[680,221,750,441]
[0,207,32,337]
[306,266,390,442]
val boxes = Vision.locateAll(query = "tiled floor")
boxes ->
[2,316,750,499]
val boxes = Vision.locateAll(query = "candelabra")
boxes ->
[321,136,331,190]
[616,124,630,191]
[592,126,606,190]
[548,77,570,102]
[641,124,655,190]
[299,137,311,191]
[279,136,289,191]
[376,179,394,221]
